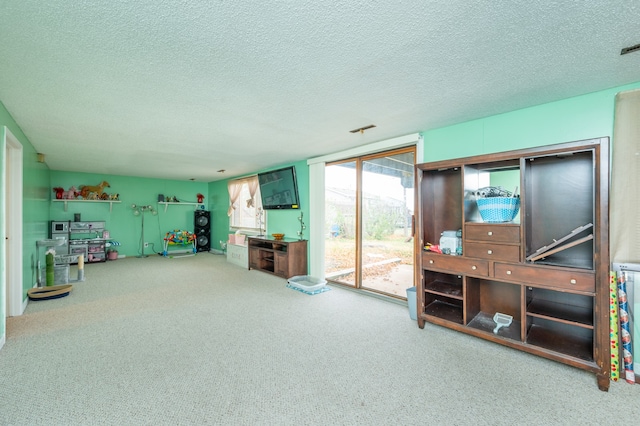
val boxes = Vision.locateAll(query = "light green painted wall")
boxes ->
[50,171,209,258]
[1,100,50,343]
[422,82,640,162]
[207,160,310,250]
[208,179,229,251]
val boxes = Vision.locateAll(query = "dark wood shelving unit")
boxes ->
[415,137,610,390]
[248,236,307,279]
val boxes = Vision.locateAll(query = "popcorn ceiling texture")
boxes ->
[0,1,639,180]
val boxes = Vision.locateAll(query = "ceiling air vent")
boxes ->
[621,43,640,55]
[350,124,376,134]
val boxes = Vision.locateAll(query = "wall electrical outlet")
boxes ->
[144,242,149,248]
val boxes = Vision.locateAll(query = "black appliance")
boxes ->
[194,210,210,252]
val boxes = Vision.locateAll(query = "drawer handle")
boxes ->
[570,279,577,285]
[487,250,493,255]
[506,270,512,275]
[471,265,477,270]
[429,260,434,264]
[487,231,493,236]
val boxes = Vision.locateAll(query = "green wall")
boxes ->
[207,160,310,248]
[50,171,209,258]
[422,82,640,161]
[1,100,50,344]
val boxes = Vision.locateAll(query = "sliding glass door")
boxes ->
[324,147,415,297]
[324,161,357,286]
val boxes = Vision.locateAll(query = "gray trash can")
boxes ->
[406,286,417,320]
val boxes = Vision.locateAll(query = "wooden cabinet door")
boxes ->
[274,251,288,277]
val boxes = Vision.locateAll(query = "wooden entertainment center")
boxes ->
[415,137,610,390]
[248,236,307,279]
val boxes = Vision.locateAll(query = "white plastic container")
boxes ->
[439,230,461,255]
[287,275,327,292]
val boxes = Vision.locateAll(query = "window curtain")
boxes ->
[611,88,640,263]
[247,177,259,208]
[227,176,259,216]
[227,179,243,216]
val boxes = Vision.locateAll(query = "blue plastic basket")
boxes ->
[476,197,520,223]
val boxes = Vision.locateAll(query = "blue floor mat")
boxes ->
[286,283,331,295]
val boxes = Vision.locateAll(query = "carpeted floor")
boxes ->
[1,254,638,425]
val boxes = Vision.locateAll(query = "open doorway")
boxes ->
[324,147,415,298]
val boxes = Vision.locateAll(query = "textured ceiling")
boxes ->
[1,1,640,181]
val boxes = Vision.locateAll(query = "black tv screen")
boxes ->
[258,166,301,210]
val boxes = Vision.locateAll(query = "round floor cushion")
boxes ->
[27,284,73,301]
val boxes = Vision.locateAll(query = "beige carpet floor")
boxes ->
[1,253,638,425]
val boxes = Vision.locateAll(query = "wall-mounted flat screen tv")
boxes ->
[258,166,301,210]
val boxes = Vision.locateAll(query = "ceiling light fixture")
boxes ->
[349,124,376,134]
[621,43,640,55]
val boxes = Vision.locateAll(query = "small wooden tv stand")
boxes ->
[248,236,308,279]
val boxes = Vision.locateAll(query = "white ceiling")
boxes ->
[1,1,639,182]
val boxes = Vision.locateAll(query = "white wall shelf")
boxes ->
[52,199,121,212]
[158,201,205,213]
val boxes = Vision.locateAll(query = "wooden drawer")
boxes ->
[465,223,520,243]
[494,263,595,292]
[465,242,520,262]
[422,252,489,276]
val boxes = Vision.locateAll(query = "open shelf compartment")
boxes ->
[466,277,522,341]
[524,150,595,270]
[526,317,594,362]
[526,287,594,328]
[424,271,462,299]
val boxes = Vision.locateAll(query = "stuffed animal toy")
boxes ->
[62,186,78,199]
[79,181,110,199]
[52,187,64,199]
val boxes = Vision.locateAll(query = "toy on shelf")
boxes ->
[63,186,78,199]
[52,187,64,199]
[79,181,110,199]
[162,230,197,257]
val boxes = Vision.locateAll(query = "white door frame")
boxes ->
[3,126,24,321]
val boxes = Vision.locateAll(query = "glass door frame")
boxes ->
[324,145,416,298]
